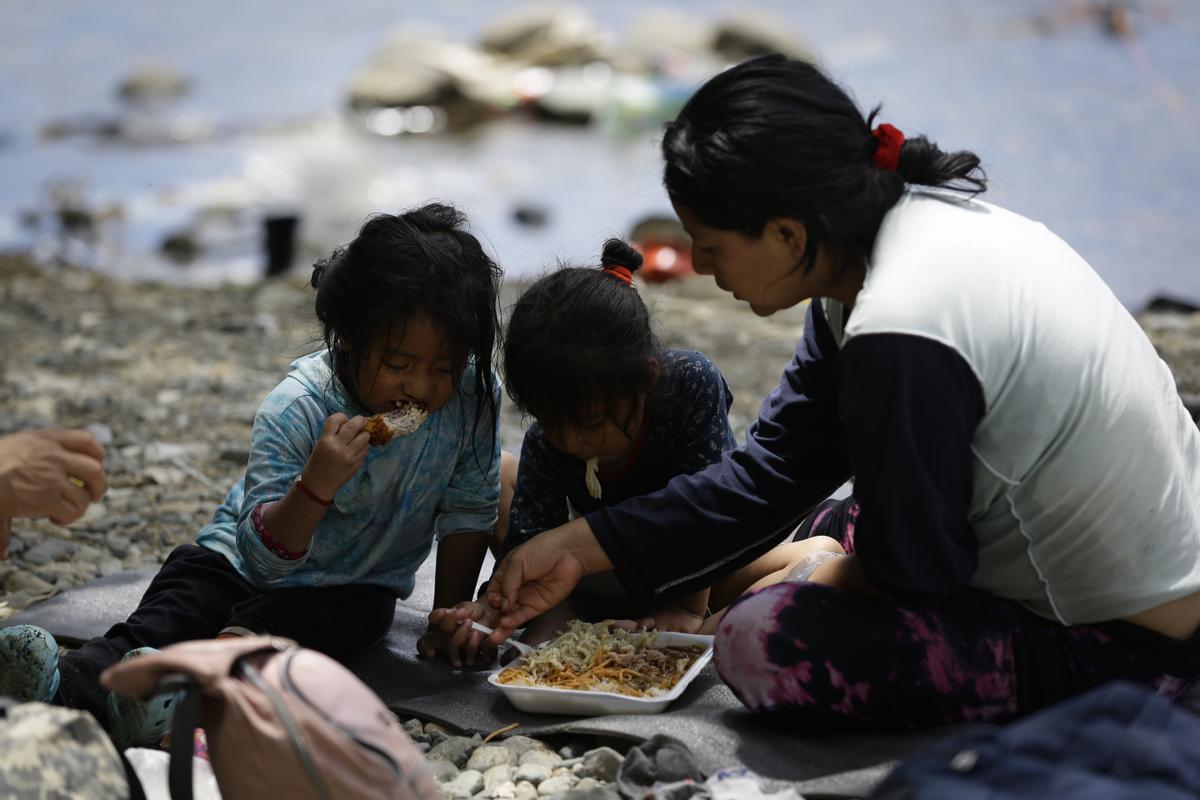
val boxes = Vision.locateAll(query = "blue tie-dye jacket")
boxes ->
[196,350,501,599]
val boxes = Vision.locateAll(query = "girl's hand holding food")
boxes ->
[422,601,498,667]
[301,413,369,500]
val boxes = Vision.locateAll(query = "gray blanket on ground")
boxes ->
[29,551,1193,797]
[8,568,928,796]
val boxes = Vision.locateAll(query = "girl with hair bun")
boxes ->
[430,238,842,654]
[0,202,505,744]
[486,55,1200,729]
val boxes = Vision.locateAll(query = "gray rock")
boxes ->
[513,782,539,800]
[536,774,576,796]
[446,769,484,798]
[468,745,514,772]
[219,445,250,464]
[99,514,140,533]
[22,538,80,565]
[570,778,602,792]
[117,65,191,107]
[428,759,460,783]
[72,543,106,564]
[97,557,125,576]
[712,11,814,62]
[429,735,478,768]
[558,743,587,759]
[140,441,209,463]
[85,423,114,446]
[479,6,606,66]
[530,68,607,121]
[403,718,425,739]
[489,780,518,800]
[500,736,544,760]
[2,590,32,610]
[100,530,136,556]
[519,749,562,769]
[347,59,448,110]
[513,763,550,785]
[482,764,514,791]
[219,402,259,425]
[625,9,712,61]
[561,787,620,800]
[143,466,187,486]
[579,748,622,782]
[76,503,109,527]
[34,561,95,585]
[4,571,53,594]
[425,721,455,744]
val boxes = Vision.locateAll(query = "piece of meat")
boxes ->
[363,402,429,446]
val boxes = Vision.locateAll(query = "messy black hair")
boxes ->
[504,238,659,435]
[662,54,987,273]
[310,202,501,466]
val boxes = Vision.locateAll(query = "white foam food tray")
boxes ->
[487,632,714,716]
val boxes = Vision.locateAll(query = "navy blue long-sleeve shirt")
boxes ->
[505,349,736,557]
[586,300,985,612]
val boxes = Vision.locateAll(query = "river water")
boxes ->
[1,1,1197,306]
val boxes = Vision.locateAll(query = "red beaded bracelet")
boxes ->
[293,474,333,506]
[251,504,307,560]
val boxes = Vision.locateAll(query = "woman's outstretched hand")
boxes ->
[484,519,610,643]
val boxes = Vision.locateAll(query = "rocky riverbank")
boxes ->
[407,720,624,800]
[2,253,1198,620]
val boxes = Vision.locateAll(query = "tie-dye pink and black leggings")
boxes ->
[714,498,1200,729]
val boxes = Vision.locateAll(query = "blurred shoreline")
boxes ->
[4,254,1200,618]
[3,2,1199,305]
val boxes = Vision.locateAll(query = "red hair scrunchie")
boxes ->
[871,123,905,172]
[603,265,634,286]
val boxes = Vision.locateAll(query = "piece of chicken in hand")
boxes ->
[363,402,429,446]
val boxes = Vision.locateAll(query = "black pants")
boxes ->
[56,544,397,724]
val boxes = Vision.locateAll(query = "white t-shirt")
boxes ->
[828,191,1200,624]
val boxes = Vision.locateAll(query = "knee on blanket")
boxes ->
[713,582,884,726]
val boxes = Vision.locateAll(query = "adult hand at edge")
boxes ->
[0,429,107,525]
[483,518,612,643]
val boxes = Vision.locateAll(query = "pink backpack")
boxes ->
[102,636,439,800]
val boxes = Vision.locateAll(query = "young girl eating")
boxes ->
[429,239,842,658]
[0,202,503,746]
[484,56,1200,730]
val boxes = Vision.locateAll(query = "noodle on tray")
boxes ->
[496,621,705,697]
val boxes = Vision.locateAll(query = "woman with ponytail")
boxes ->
[484,56,1200,729]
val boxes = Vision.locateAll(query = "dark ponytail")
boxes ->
[866,108,987,195]
[663,54,986,272]
[311,202,501,469]
[504,237,659,434]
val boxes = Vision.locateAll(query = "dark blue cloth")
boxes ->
[870,681,1200,800]
[587,300,985,613]
[503,349,735,556]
